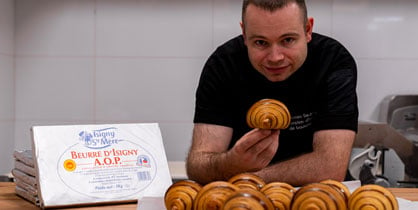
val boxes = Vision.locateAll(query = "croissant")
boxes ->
[228,173,266,191]
[348,184,398,210]
[320,179,351,204]
[291,183,347,210]
[164,180,202,210]
[246,99,291,129]
[261,182,295,210]
[223,188,275,210]
[193,181,239,210]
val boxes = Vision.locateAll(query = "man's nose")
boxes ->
[267,46,285,62]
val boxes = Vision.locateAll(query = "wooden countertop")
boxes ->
[1,182,417,209]
[387,187,418,202]
[0,182,137,210]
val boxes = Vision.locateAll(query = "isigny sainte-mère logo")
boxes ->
[78,127,122,149]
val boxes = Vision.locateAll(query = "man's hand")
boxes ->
[228,129,279,172]
[186,124,279,184]
[253,129,356,186]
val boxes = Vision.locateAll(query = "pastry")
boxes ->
[348,184,398,210]
[223,188,275,210]
[246,99,291,129]
[261,182,295,210]
[193,181,239,210]
[291,183,347,210]
[228,173,266,190]
[164,180,202,210]
[320,179,351,204]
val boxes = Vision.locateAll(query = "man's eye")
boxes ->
[254,40,268,47]
[283,37,295,45]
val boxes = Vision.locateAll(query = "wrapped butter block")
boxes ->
[13,150,35,167]
[12,150,39,206]
[15,185,40,206]
[31,123,172,208]
[14,160,36,177]
[11,168,37,187]
[15,178,38,196]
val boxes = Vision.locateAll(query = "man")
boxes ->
[186,0,358,186]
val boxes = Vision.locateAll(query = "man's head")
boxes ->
[241,0,313,82]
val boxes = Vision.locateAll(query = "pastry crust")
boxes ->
[349,184,398,210]
[193,181,239,210]
[164,180,202,210]
[223,188,275,210]
[228,173,266,191]
[261,182,295,210]
[320,179,351,204]
[246,99,291,129]
[291,183,347,210]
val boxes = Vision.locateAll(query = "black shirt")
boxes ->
[194,33,358,162]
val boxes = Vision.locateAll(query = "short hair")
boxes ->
[242,0,308,24]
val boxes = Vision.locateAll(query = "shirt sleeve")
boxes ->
[193,52,236,128]
[313,45,359,132]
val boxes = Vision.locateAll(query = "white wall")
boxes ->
[1,0,417,174]
[332,0,418,121]
[0,0,15,175]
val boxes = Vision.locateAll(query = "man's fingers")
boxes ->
[235,129,274,152]
[247,130,279,155]
[230,129,280,171]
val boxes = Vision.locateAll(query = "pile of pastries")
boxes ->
[164,173,398,210]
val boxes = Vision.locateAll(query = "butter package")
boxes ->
[31,123,172,208]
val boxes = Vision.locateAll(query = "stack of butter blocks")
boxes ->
[12,150,40,206]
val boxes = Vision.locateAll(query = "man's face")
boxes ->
[241,3,313,82]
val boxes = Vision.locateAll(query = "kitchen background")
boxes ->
[1,0,418,177]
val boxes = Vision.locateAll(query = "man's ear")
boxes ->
[305,17,314,42]
[240,21,247,44]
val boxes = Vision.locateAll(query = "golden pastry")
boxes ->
[320,179,351,204]
[223,188,275,210]
[261,182,295,210]
[164,180,202,210]
[228,173,266,190]
[348,184,398,210]
[246,99,291,129]
[193,181,239,210]
[291,183,347,210]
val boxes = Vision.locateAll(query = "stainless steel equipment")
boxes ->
[380,95,418,146]
[353,122,418,185]
[350,95,418,187]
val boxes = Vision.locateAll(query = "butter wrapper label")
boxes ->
[32,123,172,207]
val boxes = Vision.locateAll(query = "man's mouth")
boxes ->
[265,65,289,74]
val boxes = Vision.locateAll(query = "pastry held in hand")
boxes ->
[246,99,291,129]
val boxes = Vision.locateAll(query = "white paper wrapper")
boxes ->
[32,123,172,208]
[11,168,37,187]
[397,198,418,210]
[14,160,36,177]
[15,185,40,206]
[13,150,35,167]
